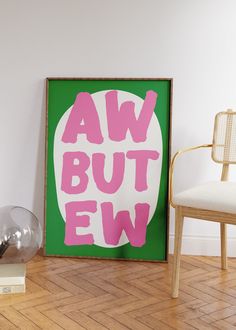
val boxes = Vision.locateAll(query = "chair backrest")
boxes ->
[212,110,236,165]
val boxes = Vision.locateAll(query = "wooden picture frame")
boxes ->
[44,78,172,261]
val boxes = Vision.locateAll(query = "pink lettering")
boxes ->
[127,150,159,191]
[92,152,125,194]
[62,92,103,144]
[101,202,150,247]
[61,152,90,194]
[105,90,157,142]
[64,201,97,245]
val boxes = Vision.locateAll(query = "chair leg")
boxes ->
[171,206,184,298]
[220,223,227,270]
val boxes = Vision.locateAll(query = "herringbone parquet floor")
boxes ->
[0,254,236,329]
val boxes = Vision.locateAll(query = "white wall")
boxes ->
[0,0,236,255]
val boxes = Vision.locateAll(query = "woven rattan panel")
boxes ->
[212,111,236,164]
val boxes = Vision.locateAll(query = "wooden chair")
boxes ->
[169,109,236,298]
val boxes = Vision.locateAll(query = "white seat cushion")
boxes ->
[173,181,236,214]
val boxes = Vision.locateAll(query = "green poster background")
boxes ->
[45,78,172,261]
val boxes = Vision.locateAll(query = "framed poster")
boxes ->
[44,78,172,261]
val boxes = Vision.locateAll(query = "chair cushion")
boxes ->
[173,181,236,214]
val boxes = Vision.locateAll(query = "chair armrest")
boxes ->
[169,144,213,207]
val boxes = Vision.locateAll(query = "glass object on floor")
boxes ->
[0,206,42,264]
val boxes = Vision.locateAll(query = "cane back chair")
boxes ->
[169,109,236,298]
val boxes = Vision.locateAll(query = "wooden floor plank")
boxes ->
[207,305,236,321]
[43,309,85,330]
[36,293,93,312]
[184,318,219,330]
[199,301,231,314]
[0,313,18,329]
[20,307,63,329]
[137,315,175,330]
[66,310,108,330]
[91,312,129,330]
[58,294,115,314]
[105,312,153,330]
[213,319,236,330]
[13,292,72,311]
[0,306,40,329]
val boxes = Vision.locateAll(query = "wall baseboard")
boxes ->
[169,235,236,257]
